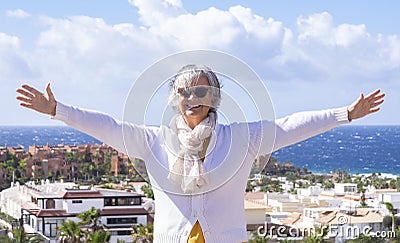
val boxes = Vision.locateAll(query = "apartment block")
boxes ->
[1,181,149,243]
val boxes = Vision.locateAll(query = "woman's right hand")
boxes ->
[16,82,57,116]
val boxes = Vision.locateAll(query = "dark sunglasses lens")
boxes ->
[182,89,191,98]
[178,87,209,98]
[178,88,191,98]
[194,87,208,97]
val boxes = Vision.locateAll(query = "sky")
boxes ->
[1,0,399,126]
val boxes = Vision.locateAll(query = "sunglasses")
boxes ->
[177,86,210,98]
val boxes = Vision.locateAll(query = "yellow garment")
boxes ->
[188,221,246,243]
[188,137,246,243]
[188,221,205,243]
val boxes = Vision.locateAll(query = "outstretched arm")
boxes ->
[347,89,385,121]
[15,83,157,160]
[16,83,57,116]
[256,89,385,155]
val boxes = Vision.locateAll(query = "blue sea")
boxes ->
[0,125,399,175]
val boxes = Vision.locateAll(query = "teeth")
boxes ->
[188,105,201,109]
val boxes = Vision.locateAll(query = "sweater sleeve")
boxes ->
[251,106,350,156]
[52,102,157,160]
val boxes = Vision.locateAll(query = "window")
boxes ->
[46,199,55,209]
[72,200,83,204]
[104,198,116,206]
[44,222,58,237]
[104,197,141,206]
[117,197,141,206]
[344,186,356,193]
[107,217,137,225]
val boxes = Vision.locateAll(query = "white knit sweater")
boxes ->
[54,102,349,242]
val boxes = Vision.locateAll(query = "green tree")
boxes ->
[131,223,153,243]
[77,207,110,243]
[66,152,77,163]
[57,220,83,243]
[248,231,270,243]
[77,207,102,230]
[12,226,26,243]
[382,202,396,232]
[372,178,388,189]
[88,230,111,243]
[321,179,334,189]
[382,215,400,230]
[0,235,12,243]
[302,225,329,243]
[141,185,154,199]
[344,233,385,243]
[396,176,400,191]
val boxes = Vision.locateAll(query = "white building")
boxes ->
[0,181,149,243]
[334,183,357,196]
[379,192,400,212]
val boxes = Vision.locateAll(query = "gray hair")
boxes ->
[168,64,221,112]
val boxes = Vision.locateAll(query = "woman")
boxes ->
[16,65,384,242]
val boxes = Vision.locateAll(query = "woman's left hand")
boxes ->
[347,89,385,121]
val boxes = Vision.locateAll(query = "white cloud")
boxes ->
[0,32,19,47]
[34,15,167,85]
[6,9,31,19]
[297,12,335,45]
[129,0,186,27]
[4,2,399,87]
[263,12,400,84]
[387,35,400,67]
[128,0,287,63]
[0,33,34,82]
[2,0,399,124]
[334,23,367,47]
[229,5,284,42]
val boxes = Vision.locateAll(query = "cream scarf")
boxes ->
[168,112,217,193]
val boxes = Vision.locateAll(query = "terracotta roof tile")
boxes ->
[36,210,71,217]
[62,190,103,199]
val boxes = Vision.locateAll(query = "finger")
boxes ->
[370,107,380,113]
[373,93,385,101]
[358,93,364,102]
[16,96,32,104]
[19,102,33,109]
[21,84,42,97]
[46,82,55,100]
[370,99,384,108]
[365,89,382,100]
[16,88,35,99]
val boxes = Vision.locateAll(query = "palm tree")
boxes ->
[77,206,104,242]
[131,223,153,243]
[57,220,83,243]
[382,202,396,232]
[248,231,270,243]
[12,226,26,243]
[77,207,102,230]
[88,230,110,243]
[141,185,154,199]
[0,235,12,243]
[302,224,329,243]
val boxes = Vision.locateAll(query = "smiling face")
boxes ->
[177,76,212,129]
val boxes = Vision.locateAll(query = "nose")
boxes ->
[187,92,196,100]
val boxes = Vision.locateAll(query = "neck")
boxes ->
[184,117,202,129]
